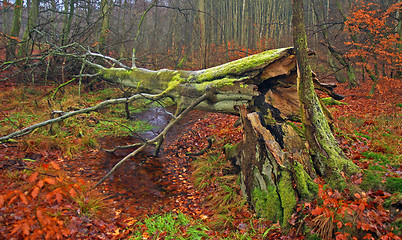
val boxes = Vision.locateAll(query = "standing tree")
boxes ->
[198,0,207,68]
[98,0,113,52]
[6,0,23,60]
[292,0,358,187]
[19,0,39,57]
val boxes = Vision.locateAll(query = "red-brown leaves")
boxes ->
[304,180,397,240]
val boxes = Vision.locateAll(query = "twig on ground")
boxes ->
[0,93,167,142]
[93,92,212,188]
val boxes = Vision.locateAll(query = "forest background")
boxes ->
[0,0,401,239]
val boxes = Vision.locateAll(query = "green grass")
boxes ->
[385,177,402,194]
[360,169,384,192]
[130,212,209,240]
[0,85,157,156]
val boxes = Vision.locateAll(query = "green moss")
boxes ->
[306,234,322,240]
[278,170,297,227]
[292,161,318,200]
[368,165,386,172]
[386,177,402,193]
[164,74,184,93]
[197,47,291,82]
[252,186,282,222]
[101,67,132,80]
[321,97,347,106]
[193,77,241,92]
[361,151,390,165]
[287,122,305,140]
[392,217,402,236]
[224,143,241,160]
[263,111,277,125]
[360,169,383,191]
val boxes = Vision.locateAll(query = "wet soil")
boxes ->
[67,107,212,219]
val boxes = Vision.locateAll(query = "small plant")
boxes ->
[130,212,209,240]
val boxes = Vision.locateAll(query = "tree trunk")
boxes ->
[198,0,207,69]
[292,0,358,185]
[95,46,356,227]
[313,0,357,86]
[98,0,113,53]
[61,0,75,46]
[397,0,402,77]
[19,0,39,57]
[6,0,23,60]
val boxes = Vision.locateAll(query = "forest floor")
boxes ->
[0,76,401,239]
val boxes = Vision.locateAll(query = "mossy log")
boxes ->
[98,47,342,116]
[97,47,357,228]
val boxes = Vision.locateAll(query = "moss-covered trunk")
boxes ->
[235,106,317,228]
[292,0,358,190]
[99,47,342,115]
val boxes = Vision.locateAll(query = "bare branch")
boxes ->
[93,91,212,188]
[86,49,131,70]
[0,93,167,142]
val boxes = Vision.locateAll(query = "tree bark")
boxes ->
[61,0,75,46]
[97,47,342,115]
[6,0,23,60]
[98,0,113,52]
[198,0,207,69]
[292,0,358,185]
[19,0,39,57]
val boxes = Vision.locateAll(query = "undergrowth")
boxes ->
[298,178,400,240]
[130,212,210,240]
[0,161,111,239]
[0,84,155,157]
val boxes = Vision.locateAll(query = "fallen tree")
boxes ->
[92,46,359,227]
[1,46,359,228]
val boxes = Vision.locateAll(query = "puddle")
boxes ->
[132,107,173,140]
[87,107,208,216]
[97,107,175,213]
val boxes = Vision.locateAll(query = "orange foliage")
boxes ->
[0,161,114,239]
[300,178,399,240]
[344,1,402,82]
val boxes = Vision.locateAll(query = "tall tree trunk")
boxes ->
[98,0,113,53]
[118,0,128,58]
[292,0,358,187]
[6,0,23,60]
[313,0,357,86]
[397,0,402,77]
[61,0,75,46]
[198,0,207,68]
[19,0,39,57]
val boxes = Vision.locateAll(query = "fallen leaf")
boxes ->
[19,192,28,204]
[22,222,30,235]
[50,161,61,170]
[28,172,39,183]
[0,195,4,207]
[44,177,56,185]
[31,186,40,199]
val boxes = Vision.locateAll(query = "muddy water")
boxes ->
[98,107,175,214]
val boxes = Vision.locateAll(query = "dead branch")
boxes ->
[93,91,212,188]
[0,92,168,142]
